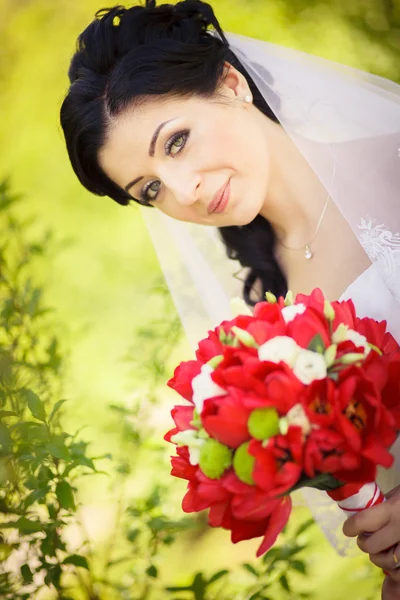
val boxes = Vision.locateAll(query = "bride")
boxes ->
[60,0,400,596]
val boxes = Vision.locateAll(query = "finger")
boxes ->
[386,485,400,501]
[369,545,400,570]
[357,524,399,555]
[342,503,390,538]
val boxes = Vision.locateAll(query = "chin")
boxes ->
[231,203,263,227]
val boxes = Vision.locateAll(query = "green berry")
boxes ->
[233,442,256,485]
[199,439,232,480]
[248,407,280,441]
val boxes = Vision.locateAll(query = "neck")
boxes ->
[256,115,327,248]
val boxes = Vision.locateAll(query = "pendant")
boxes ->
[304,244,313,260]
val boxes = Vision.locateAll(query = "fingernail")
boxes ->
[383,570,389,576]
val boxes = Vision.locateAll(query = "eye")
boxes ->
[141,179,161,204]
[165,130,189,157]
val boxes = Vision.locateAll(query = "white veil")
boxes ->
[143,33,400,554]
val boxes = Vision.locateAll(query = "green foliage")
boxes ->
[0,180,98,598]
[0,180,383,599]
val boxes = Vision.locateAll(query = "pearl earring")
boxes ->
[244,95,252,104]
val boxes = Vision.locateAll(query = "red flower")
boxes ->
[168,360,201,401]
[196,328,224,363]
[181,459,291,556]
[201,390,252,448]
[171,447,199,480]
[331,298,357,330]
[250,426,304,496]
[288,308,331,349]
[164,404,196,443]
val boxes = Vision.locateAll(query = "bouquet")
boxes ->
[165,289,400,556]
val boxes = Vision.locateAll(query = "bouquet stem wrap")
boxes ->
[328,482,386,518]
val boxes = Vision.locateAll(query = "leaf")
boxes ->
[127,528,140,543]
[146,564,158,578]
[48,400,68,423]
[20,563,33,584]
[307,333,326,354]
[45,440,71,461]
[0,543,13,561]
[279,574,290,592]
[72,455,96,470]
[24,486,50,508]
[0,410,18,417]
[37,465,54,484]
[242,563,259,577]
[24,390,47,422]
[0,423,12,447]
[290,559,307,575]
[208,569,228,585]
[44,564,62,587]
[47,503,57,520]
[12,422,48,443]
[56,481,75,511]
[295,518,315,537]
[62,554,89,570]
[15,517,43,534]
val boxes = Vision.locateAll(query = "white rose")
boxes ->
[293,349,327,384]
[192,364,227,414]
[258,336,301,367]
[286,403,312,437]
[332,324,371,355]
[281,303,306,323]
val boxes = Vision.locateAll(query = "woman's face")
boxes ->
[99,73,272,226]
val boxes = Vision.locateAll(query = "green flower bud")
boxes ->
[284,290,294,306]
[231,326,258,348]
[368,343,383,356]
[265,291,277,304]
[207,355,223,369]
[279,417,289,436]
[233,442,256,485]
[340,352,366,364]
[324,344,337,368]
[199,439,232,480]
[324,299,335,321]
[248,407,280,441]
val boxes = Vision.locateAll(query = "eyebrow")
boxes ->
[124,118,177,194]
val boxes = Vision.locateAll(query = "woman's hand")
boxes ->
[343,485,400,595]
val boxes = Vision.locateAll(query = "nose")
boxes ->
[161,165,202,207]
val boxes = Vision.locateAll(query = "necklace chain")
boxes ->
[278,163,336,260]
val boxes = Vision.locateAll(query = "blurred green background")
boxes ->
[0,0,399,598]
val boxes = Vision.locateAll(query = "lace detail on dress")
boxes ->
[358,215,400,302]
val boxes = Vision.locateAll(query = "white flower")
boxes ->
[281,303,306,323]
[332,324,371,355]
[192,364,227,414]
[230,297,253,317]
[258,336,301,367]
[286,403,312,437]
[170,430,206,466]
[293,349,327,384]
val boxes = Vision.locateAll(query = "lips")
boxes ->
[208,179,231,215]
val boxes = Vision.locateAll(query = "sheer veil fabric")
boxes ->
[142,33,400,554]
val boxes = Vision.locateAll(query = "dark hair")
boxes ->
[60,0,287,303]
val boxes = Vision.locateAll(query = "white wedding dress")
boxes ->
[300,246,400,554]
